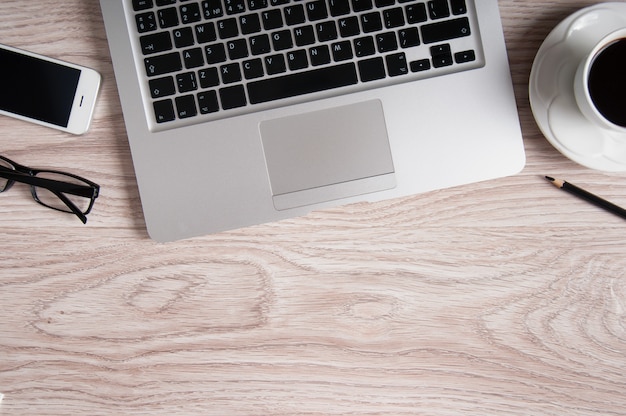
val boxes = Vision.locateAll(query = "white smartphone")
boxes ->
[0,43,101,135]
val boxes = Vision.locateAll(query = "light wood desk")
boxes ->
[1,1,625,414]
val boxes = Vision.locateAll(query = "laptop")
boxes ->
[99,0,525,242]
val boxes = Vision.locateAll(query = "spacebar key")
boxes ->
[247,63,358,104]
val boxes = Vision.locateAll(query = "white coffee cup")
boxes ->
[574,28,626,134]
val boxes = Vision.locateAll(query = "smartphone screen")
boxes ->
[0,44,100,134]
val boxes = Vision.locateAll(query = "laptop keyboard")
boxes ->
[131,0,483,127]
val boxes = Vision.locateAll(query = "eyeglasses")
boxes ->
[0,155,99,224]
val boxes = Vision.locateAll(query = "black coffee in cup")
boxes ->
[587,38,626,127]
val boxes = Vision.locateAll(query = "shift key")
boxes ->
[421,17,471,44]
[144,52,182,77]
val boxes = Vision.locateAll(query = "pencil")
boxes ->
[545,176,626,220]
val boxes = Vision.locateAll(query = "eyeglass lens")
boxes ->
[0,158,14,192]
[32,171,94,214]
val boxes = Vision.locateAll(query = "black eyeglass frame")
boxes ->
[0,155,100,224]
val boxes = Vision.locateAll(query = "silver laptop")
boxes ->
[99,0,525,241]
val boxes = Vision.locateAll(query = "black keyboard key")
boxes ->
[271,30,293,51]
[198,67,220,87]
[376,32,397,53]
[405,3,427,24]
[287,49,309,70]
[198,90,220,114]
[219,85,247,109]
[410,58,430,72]
[331,41,353,61]
[430,44,450,55]
[154,99,176,123]
[225,0,247,14]
[220,63,242,83]
[240,14,262,34]
[205,43,227,64]
[133,0,153,11]
[361,12,382,33]
[329,0,351,16]
[243,58,265,79]
[316,21,338,42]
[399,27,420,48]
[284,5,306,26]
[175,95,198,118]
[386,52,408,76]
[352,0,373,12]
[180,3,202,23]
[173,27,195,48]
[247,62,358,104]
[354,36,375,57]
[338,16,360,37]
[271,0,290,5]
[250,34,272,55]
[294,25,316,46]
[450,0,467,15]
[140,32,173,55]
[136,12,157,33]
[226,39,249,59]
[157,0,176,5]
[421,17,471,44]
[183,47,205,68]
[158,7,179,28]
[427,0,450,19]
[217,18,239,38]
[248,0,268,11]
[358,57,385,82]
[149,76,176,98]
[262,9,284,30]
[145,52,182,76]
[306,1,328,21]
[195,22,217,43]
[375,0,395,7]
[455,49,476,63]
[177,71,199,92]
[309,45,331,65]
[264,54,286,74]
[384,8,405,29]
[202,0,224,19]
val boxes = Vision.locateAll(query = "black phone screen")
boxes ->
[0,47,81,127]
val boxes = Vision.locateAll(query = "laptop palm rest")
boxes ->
[260,100,396,211]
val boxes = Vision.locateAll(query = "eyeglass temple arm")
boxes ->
[53,190,88,224]
[0,169,95,197]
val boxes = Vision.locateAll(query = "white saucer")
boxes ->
[529,2,626,171]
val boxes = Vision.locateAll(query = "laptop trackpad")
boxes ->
[260,100,396,210]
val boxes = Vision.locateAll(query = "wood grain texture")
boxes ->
[1,1,625,415]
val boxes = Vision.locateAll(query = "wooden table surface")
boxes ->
[1,1,625,415]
